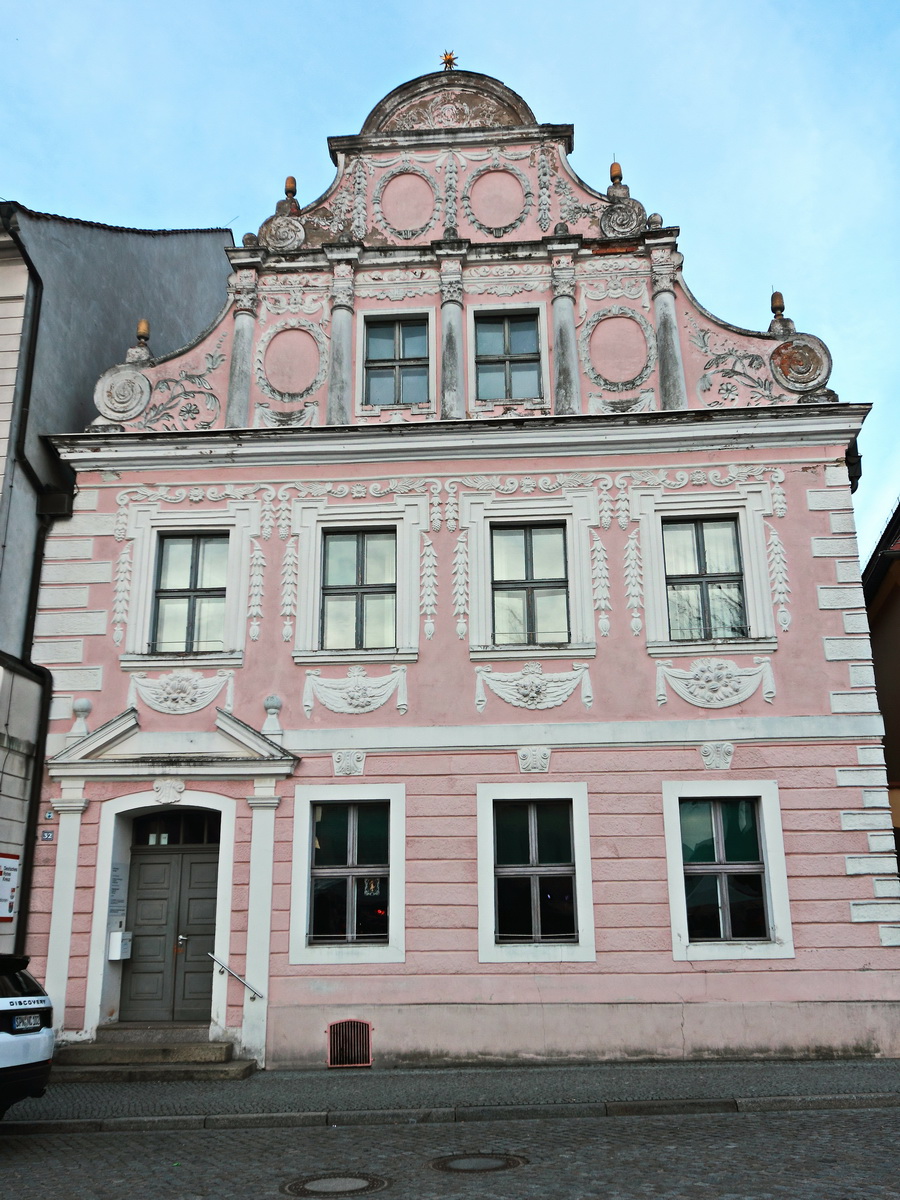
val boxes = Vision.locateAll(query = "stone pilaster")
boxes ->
[45,786,88,1030]
[648,239,688,411]
[225,249,262,428]
[241,783,281,1065]
[550,248,581,415]
[326,251,359,425]
[439,256,465,419]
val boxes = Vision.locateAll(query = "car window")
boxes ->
[0,970,46,999]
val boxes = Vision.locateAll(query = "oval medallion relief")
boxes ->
[255,318,328,405]
[374,169,439,239]
[264,328,321,397]
[463,166,532,237]
[579,306,657,393]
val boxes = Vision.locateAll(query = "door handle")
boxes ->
[176,934,188,947]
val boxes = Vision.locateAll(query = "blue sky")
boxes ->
[4,0,899,557]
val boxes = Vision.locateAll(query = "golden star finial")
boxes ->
[441,50,458,72]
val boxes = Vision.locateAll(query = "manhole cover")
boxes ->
[430,1153,527,1173]
[282,1175,388,1196]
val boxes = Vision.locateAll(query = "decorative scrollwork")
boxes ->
[258,214,306,253]
[94,365,151,422]
[599,196,646,238]
[769,334,832,393]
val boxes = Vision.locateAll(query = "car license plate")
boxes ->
[12,1012,42,1031]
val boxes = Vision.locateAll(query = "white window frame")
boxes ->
[290,783,406,965]
[477,782,596,963]
[661,778,794,961]
[461,490,597,659]
[291,495,429,664]
[466,302,552,414]
[355,307,437,418]
[120,501,259,669]
[631,482,777,656]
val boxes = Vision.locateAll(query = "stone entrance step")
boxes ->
[53,1022,257,1082]
[56,1041,233,1065]
[51,1060,256,1083]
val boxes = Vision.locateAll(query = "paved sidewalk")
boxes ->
[4,1057,900,1134]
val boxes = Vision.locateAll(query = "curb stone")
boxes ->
[3,1092,900,1135]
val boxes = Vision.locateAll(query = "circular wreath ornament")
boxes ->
[93,364,151,422]
[373,166,440,240]
[769,334,832,392]
[599,196,647,238]
[579,305,657,393]
[255,317,328,405]
[258,214,306,253]
[462,164,533,238]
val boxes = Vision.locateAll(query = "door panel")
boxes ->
[174,852,217,1021]
[120,852,178,1021]
[120,846,218,1022]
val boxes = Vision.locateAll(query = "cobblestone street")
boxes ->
[3,1108,899,1200]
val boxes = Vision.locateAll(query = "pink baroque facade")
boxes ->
[29,71,898,1067]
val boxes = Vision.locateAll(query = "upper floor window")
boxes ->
[364,318,428,406]
[662,518,747,641]
[492,524,569,646]
[321,529,396,651]
[475,314,542,402]
[151,534,228,653]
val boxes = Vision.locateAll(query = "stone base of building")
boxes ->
[267,1001,900,1069]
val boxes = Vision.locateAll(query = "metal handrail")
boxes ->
[207,952,264,1000]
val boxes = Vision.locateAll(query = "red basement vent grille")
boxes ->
[327,1019,372,1068]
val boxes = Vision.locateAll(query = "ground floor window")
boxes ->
[662,779,794,961]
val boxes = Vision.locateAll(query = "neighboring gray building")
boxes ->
[0,203,233,952]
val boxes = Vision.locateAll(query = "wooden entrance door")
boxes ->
[120,848,218,1022]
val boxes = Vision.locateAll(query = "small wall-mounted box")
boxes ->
[108,930,133,960]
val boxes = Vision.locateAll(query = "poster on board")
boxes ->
[0,853,20,921]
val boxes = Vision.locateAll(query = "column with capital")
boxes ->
[226,246,262,427]
[550,251,581,415]
[241,782,280,1065]
[326,256,357,425]
[439,257,465,419]
[649,240,689,411]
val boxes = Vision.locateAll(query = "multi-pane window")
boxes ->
[679,798,768,941]
[151,535,228,653]
[364,319,428,406]
[491,524,569,645]
[475,314,541,402]
[662,518,748,640]
[493,800,577,943]
[321,530,396,650]
[309,802,390,944]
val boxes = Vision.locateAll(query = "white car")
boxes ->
[0,956,53,1119]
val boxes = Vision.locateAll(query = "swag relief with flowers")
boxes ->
[655,658,775,708]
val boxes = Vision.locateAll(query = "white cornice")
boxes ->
[51,405,869,473]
